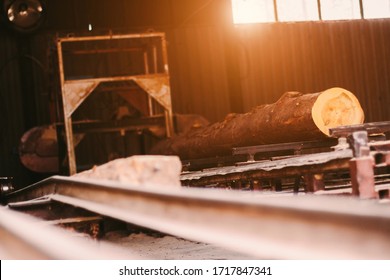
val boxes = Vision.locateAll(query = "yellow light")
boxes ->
[231,0,275,24]
[363,0,390,19]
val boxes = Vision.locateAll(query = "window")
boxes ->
[231,0,390,24]
[277,0,319,22]
[231,0,275,24]
[320,0,361,20]
[363,0,390,19]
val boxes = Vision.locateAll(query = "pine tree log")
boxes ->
[150,87,364,160]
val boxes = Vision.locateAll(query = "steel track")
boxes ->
[3,175,390,259]
[180,149,352,187]
[0,205,138,259]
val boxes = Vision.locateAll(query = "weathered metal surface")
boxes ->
[350,131,370,157]
[303,174,325,193]
[63,81,99,117]
[348,130,390,199]
[0,206,137,259]
[369,141,390,152]
[56,32,174,175]
[349,130,378,199]
[350,156,377,199]
[329,121,390,138]
[180,149,353,186]
[133,75,174,137]
[69,116,165,134]
[133,76,171,110]
[232,139,338,161]
[182,154,248,172]
[43,216,102,226]
[3,175,390,259]
[181,126,390,190]
[57,32,168,42]
[7,197,52,208]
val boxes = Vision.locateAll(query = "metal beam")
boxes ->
[5,176,390,259]
[181,149,353,186]
[0,206,137,259]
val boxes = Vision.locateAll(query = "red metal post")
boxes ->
[349,156,377,199]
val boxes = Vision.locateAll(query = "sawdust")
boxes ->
[103,231,254,260]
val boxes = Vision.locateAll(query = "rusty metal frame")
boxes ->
[56,32,174,175]
[349,131,390,199]
[180,149,353,187]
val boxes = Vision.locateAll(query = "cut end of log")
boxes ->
[312,87,365,136]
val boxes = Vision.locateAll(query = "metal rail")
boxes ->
[0,206,138,259]
[181,149,353,186]
[329,121,390,138]
[4,175,390,259]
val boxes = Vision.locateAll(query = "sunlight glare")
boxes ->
[321,0,361,20]
[231,0,275,24]
[277,0,319,22]
[363,0,390,19]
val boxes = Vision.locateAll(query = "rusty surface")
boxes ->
[232,139,338,161]
[3,175,390,259]
[348,130,378,199]
[350,157,377,199]
[56,32,174,175]
[329,121,390,138]
[0,206,135,259]
[303,174,325,193]
[180,129,390,195]
[63,81,99,117]
[369,141,390,152]
[181,149,353,186]
[133,76,171,112]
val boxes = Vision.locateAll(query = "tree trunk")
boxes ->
[150,87,364,160]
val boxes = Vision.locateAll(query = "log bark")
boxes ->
[150,87,364,160]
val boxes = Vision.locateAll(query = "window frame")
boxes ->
[232,0,390,24]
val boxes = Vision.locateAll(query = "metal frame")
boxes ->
[181,122,390,191]
[56,32,174,175]
[349,131,390,199]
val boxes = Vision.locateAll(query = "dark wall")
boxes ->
[235,20,390,123]
[1,0,390,186]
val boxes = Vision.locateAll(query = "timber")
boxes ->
[151,87,364,160]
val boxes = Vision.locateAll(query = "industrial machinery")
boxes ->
[20,31,175,175]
